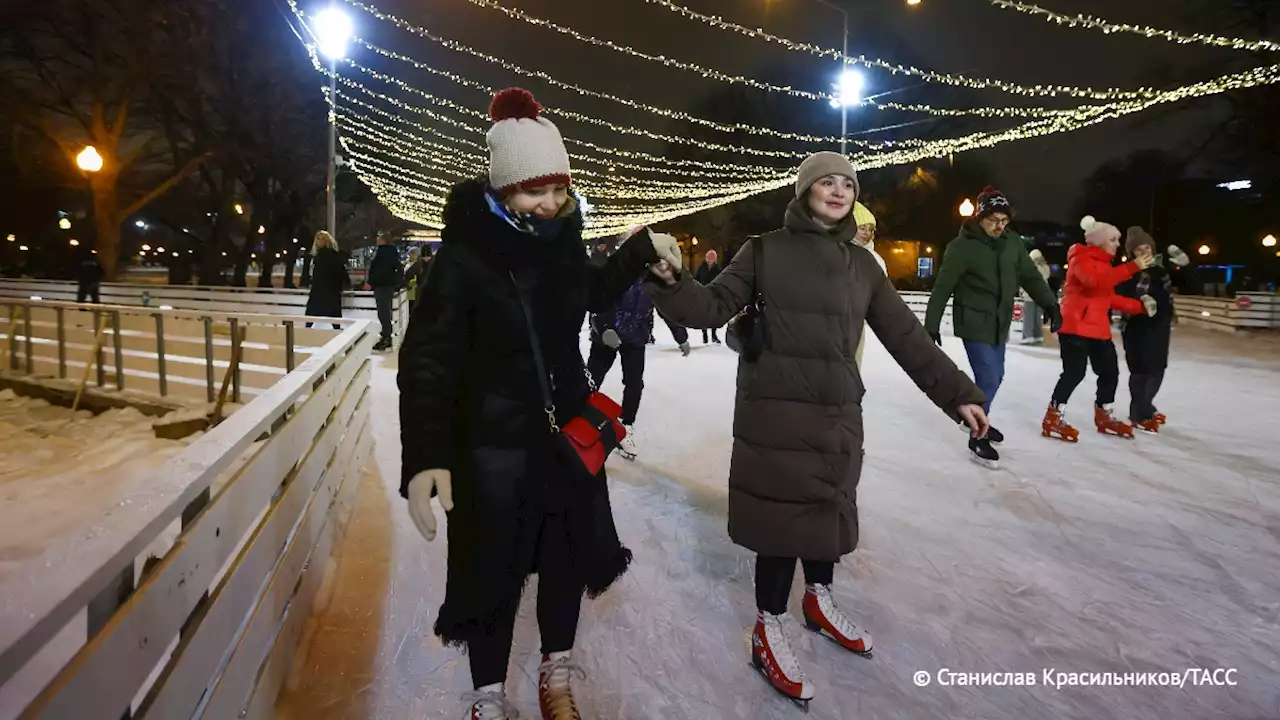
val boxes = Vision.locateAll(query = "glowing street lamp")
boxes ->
[1263,234,1277,248]
[59,218,72,230]
[959,198,976,217]
[6,234,14,242]
[258,225,266,235]
[19,245,29,251]
[76,146,104,172]
[142,244,151,251]
[906,0,921,5]
[1198,244,1211,256]
[69,239,80,247]
[314,7,354,60]
[135,219,147,228]
[234,203,245,215]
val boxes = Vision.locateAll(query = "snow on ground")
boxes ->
[277,321,1280,720]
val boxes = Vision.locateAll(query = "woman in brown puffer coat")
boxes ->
[647,152,988,706]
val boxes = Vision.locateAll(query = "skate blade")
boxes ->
[1041,430,1079,443]
[617,450,636,461]
[969,454,1000,470]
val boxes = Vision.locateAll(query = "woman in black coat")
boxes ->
[304,230,349,329]
[398,88,681,720]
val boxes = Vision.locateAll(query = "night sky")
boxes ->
[347,0,1249,222]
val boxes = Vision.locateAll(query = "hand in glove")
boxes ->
[1141,295,1158,317]
[1166,245,1191,267]
[648,231,684,272]
[602,328,622,349]
[407,469,453,541]
[1133,253,1157,270]
[1046,304,1063,334]
[680,341,691,357]
[929,331,943,348]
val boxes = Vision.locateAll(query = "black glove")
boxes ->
[929,331,943,348]
[1046,305,1063,334]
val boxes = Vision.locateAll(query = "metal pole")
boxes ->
[327,57,338,237]
[841,11,848,156]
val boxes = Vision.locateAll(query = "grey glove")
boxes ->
[1141,295,1158,317]
[1166,245,1191,267]
[679,341,691,357]
[602,329,622,349]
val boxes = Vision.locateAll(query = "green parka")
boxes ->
[925,220,1057,345]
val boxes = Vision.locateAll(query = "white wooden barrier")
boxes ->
[0,299,349,404]
[1174,293,1280,332]
[0,279,408,342]
[0,301,375,720]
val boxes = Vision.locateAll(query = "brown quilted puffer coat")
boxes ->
[647,198,986,561]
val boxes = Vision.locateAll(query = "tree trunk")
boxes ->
[257,259,275,288]
[91,173,122,281]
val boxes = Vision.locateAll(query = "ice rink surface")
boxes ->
[277,322,1280,720]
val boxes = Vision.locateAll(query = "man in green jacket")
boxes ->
[925,187,1061,468]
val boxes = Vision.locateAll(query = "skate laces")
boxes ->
[461,689,519,720]
[539,655,586,720]
[812,585,865,643]
[761,613,806,681]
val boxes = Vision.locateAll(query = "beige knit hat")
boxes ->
[795,151,859,199]
[486,88,571,194]
[1080,215,1121,246]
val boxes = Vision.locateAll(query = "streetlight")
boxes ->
[1198,244,1211,256]
[69,239,80,247]
[142,244,151,251]
[800,0,852,155]
[258,225,266,235]
[234,203,244,215]
[135,220,147,228]
[959,198,976,217]
[6,234,14,242]
[906,0,921,5]
[1263,234,1277,248]
[19,245,29,251]
[76,146,104,173]
[157,246,165,253]
[314,6,354,238]
[59,218,72,230]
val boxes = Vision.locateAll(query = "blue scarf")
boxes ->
[485,188,566,239]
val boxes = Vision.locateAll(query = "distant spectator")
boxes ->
[75,248,104,303]
[304,230,348,329]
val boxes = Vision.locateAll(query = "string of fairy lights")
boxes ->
[987,0,1280,53]
[289,0,1280,236]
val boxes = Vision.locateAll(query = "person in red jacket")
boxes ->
[1042,216,1157,441]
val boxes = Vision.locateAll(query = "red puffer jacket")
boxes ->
[1060,244,1144,340]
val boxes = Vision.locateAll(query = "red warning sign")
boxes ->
[1236,296,1253,311]
[1012,304,1025,321]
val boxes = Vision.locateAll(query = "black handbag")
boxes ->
[725,236,767,362]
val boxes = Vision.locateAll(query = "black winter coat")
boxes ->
[1118,264,1174,372]
[397,179,658,646]
[367,243,403,289]
[304,247,349,318]
[695,261,723,286]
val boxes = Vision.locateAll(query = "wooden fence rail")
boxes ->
[0,301,375,720]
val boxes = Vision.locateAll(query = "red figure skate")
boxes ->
[1041,405,1080,443]
[751,612,815,711]
[1095,406,1135,439]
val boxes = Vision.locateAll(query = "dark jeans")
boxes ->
[962,340,1006,414]
[587,341,645,425]
[469,513,583,689]
[702,328,720,344]
[373,286,394,341]
[1052,334,1120,407]
[755,555,836,615]
[77,285,100,304]
[1129,369,1165,421]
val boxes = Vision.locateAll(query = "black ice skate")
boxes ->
[959,424,1003,445]
[969,436,1000,470]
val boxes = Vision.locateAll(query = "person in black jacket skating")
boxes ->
[366,231,403,350]
[397,87,682,720]
[1118,228,1188,432]
[304,231,349,329]
[694,249,723,344]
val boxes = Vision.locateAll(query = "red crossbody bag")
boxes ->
[511,273,627,477]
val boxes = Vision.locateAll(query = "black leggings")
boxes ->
[1052,334,1120,407]
[468,513,583,689]
[1129,369,1165,422]
[755,556,835,615]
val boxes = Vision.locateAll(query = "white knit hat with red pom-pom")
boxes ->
[486,88,571,194]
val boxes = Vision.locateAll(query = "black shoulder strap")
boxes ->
[751,235,765,303]
[510,272,556,416]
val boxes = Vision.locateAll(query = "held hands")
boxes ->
[1141,295,1158,317]
[929,331,943,348]
[650,259,678,286]
[407,469,453,541]
[957,404,991,439]
[649,232,683,272]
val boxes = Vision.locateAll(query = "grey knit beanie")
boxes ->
[1125,226,1155,256]
[795,152,859,199]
